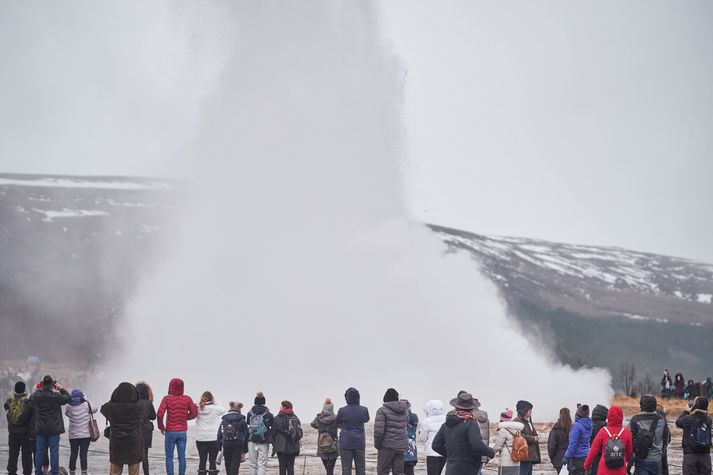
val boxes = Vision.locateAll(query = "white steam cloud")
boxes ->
[107,1,612,419]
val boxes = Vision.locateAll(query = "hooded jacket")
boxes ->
[28,385,72,436]
[584,407,633,475]
[156,378,197,432]
[564,414,592,460]
[101,383,145,465]
[195,402,227,442]
[432,413,495,475]
[336,388,370,450]
[312,410,339,459]
[374,400,409,450]
[493,420,525,468]
[217,410,249,451]
[247,404,274,444]
[65,397,98,440]
[272,409,302,454]
[675,405,712,455]
[419,400,447,457]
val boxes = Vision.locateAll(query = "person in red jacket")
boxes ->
[156,378,197,475]
[584,406,633,475]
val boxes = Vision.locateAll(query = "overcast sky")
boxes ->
[1,1,712,262]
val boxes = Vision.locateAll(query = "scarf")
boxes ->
[454,410,475,421]
[280,408,294,415]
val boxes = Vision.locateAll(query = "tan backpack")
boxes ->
[506,429,529,462]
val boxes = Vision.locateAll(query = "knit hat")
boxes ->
[383,388,399,403]
[694,397,709,411]
[14,381,26,395]
[323,398,334,414]
[41,375,55,388]
[640,394,657,413]
[516,400,533,416]
[500,408,513,422]
[255,391,266,405]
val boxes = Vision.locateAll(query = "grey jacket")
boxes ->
[374,400,408,450]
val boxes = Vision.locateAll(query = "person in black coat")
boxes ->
[4,381,34,475]
[135,382,156,475]
[28,375,71,475]
[675,397,711,475]
[271,401,302,475]
[548,407,572,474]
[432,392,495,475]
[336,387,370,475]
[587,404,608,475]
[101,382,145,475]
[218,402,249,475]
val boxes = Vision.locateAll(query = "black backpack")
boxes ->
[603,427,626,468]
[687,416,712,453]
[222,420,239,442]
[633,416,659,459]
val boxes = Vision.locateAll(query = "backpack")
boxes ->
[287,415,303,443]
[8,397,26,426]
[687,417,712,453]
[506,429,529,462]
[633,416,658,459]
[222,420,239,442]
[603,427,626,468]
[318,431,337,453]
[248,411,269,443]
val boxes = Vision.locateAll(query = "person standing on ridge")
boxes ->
[564,405,592,475]
[418,400,446,475]
[675,397,711,475]
[156,378,197,475]
[584,406,632,475]
[374,388,408,475]
[548,407,572,474]
[661,371,673,400]
[336,387,370,475]
[513,400,541,475]
[246,391,273,475]
[674,374,686,399]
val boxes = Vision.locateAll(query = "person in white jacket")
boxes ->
[418,399,447,475]
[195,391,227,475]
[64,389,98,475]
[492,409,525,475]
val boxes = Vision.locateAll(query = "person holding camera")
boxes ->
[28,375,71,475]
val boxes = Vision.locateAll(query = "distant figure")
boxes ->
[4,381,33,475]
[374,388,408,475]
[246,391,274,475]
[311,398,339,475]
[336,387,370,475]
[156,378,197,475]
[432,391,495,475]
[418,400,446,475]
[564,404,592,475]
[589,405,609,475]
[584,406,633,475]
[701,378,713,401]
[29,375,71,475]
[135,382,156,475]
[674,374,685,399]
[100,382,144,475]
[64,389,97,475]
[675,397,711,475]
[217,401,249,475]
[548,407,572,474]
[628,395,669,475]
[195,391,227,474]
[685,380,700,400]
[272,400,303,475]
[513,400,541,475]
[493,408,525,475]
[403,401,419,475]
[660,371,673,399]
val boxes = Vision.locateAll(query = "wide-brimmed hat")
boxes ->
[41,375,55,388]
[450,392,478,411]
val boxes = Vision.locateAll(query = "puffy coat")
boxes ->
[156,379,197,432]
[629,412,668,462]
[493,420,525,467]
[217,410,249,451]
[419,400,446,457]
[432,413,495,475]
[584,407,633,475]
[311,411,339,459]
[29,386,71,436]
[336,388,370,450]
[247,405,274,444]
[272,410,302,454]
[675,409,712,455]
[101,383,145,465]
[547,421,569,469]
[195,403,227,442]
[374,400,408,450]
[564,415,592,460]
[514,416,541,463]
[65,400,98,439]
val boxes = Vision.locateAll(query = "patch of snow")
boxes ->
[0,177,172,190]
[33,208,109,222]
[697,294,712,304]
[673,290,685,299]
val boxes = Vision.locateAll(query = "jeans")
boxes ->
[634,459,662,475]
[341,448,366,475]
[69,438,91,471]
[520,461,534,475]
[223,445,243,475]
[165,431,188,475]
[426,456,446,475]
[8,432,33,475]
[196,440,220,472]
[376,448,405,475]
[34,435,59,475]
[322,457,337,475]
[277,453,297,475]
[248,442,269,475]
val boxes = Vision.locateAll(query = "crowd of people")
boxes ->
[660,370,713,401]
[3,374,712,475]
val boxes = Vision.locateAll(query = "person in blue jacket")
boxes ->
[564,404,592,475]
[336,388,370,475]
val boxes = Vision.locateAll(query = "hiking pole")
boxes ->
[302,454,307,475]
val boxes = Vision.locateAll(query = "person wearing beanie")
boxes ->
[246,391,273,475]
[549,408,573,474]
[5,380,33,475]
[311,398,339,475]
[336,387,370,475]
[217,402,248,475]
[588,404,609,475]
[156,378,197,475]
[419,400,446,475]
[584,406,633,475]
[64,388,98,475]
[564,405,592,475]
[28,374,72,475]
[675,397,712,475]
[513,400,541,475]
[493,407,525,475]
[628,395,669,475]
[374,388,408,474]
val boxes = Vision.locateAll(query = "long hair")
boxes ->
[135,381,154,402]
[559,407,572,437]
[200,391,214,410]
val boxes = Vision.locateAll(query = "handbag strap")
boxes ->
[86,401,95,421]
